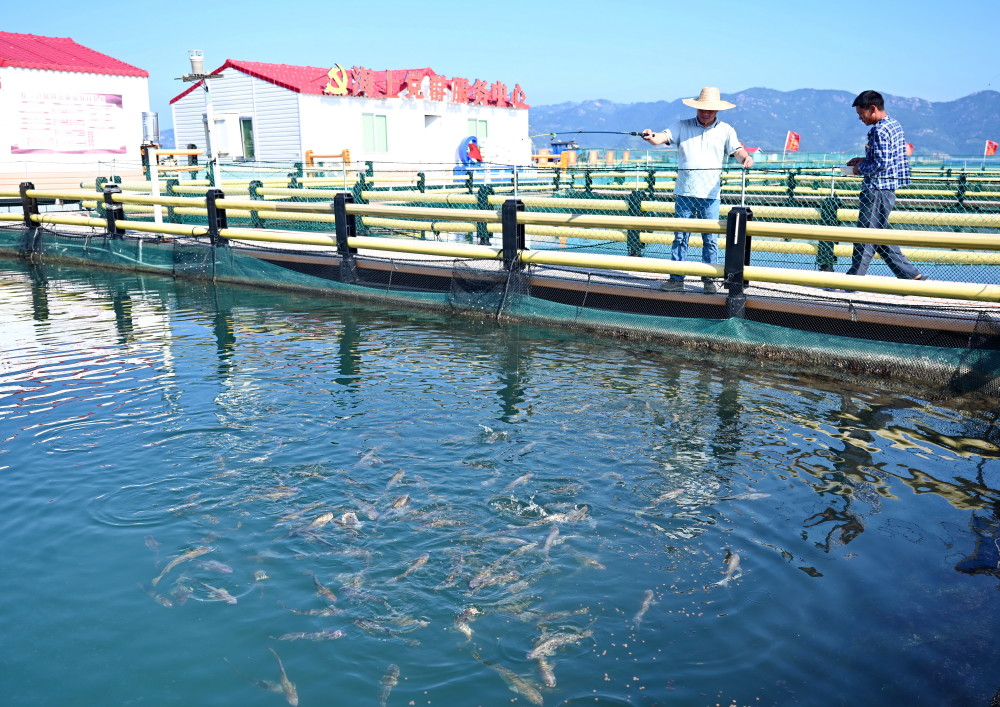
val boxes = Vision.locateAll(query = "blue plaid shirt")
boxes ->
[857,115,911,190]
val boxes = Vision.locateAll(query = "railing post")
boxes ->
[476,185,494,245]
[365,161,374,177]
[103,184,126,238]
[204,189,228,247]
[334,192,358,283]
[501,198,525,271]
[786,172,797,205]
[19,182,39,228]
[165,179,180,223]
[817,195,840,271]
[957,172,967,210]
[465,170,474,194]
[626,189,645,257]
[645,168,656,197]
[141,144,152,180]
[584,169,592,195]
[187,144,199,167]
[723,206,753,319]
[248,180,264,228]
[417,172,426,193]
[18,181,43,255]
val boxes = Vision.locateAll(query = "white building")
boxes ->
[0,31,150,189]
[170,60,531,168]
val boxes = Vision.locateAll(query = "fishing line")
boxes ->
[544,130,648,137]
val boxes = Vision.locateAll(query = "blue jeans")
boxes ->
[669,195,720,282]
[846,188,920,279]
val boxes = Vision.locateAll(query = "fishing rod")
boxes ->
[531,130,648,138]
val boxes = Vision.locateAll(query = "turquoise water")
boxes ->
[1,258,998,706]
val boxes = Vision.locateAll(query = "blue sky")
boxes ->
[5,0,997,130]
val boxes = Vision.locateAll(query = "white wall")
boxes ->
[298,91,531,169]
[172,67,531,168]
[171,68,301,161]
[0,66,149,173]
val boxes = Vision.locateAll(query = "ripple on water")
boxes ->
[557,697,637,707]
[87,477,212,527]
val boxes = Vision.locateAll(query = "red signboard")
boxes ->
[905,142,914,156]
[323,64,528,109]
[986,140,999,156]
[784,131,800,152]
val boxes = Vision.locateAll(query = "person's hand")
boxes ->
[743,157,754,169]
[640,129,654,142]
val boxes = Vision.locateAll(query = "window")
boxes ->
[240,118,255,160]
[467,119,488,138]
[362,114,388,153]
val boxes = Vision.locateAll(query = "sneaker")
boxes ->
[702,279,718,294]
[660,279,685,292]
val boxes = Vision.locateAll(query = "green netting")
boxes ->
[88,157,999,286]
[2,223,997,396]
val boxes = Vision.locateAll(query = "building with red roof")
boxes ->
[0,31,150,187]
[170,58,530,166]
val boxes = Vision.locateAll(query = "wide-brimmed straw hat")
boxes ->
[682,87,735,111]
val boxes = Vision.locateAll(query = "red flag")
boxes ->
[905,142,914,156]
[784,131,800,152]
[986,140,999,157]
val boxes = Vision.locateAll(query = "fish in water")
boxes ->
[527,505,590,527]
[638,489,684,514]
[473,651,543,706]
[542,527,559,557]
[275,502,324,524]
[223,657,284,698]
[303,512,335,531]
[198,580,237,605]
[537,655,557,688]
[151,546,213,586]
[715,549,743,586]
[313,575,338,603]
[274,628,345,641]
[633,589,655,628]
[527,628,593,660]
[379,664,400,707]
[269,647,299,706]
[389,552,429,583]
[454,606,481,641]
[391,494,411,510]
[502,472,533,493]
[197,560,234,574]
[137,582,173,608]
[386,469,405,488]
[144,535,160,561]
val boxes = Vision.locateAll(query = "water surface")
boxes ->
[1,258,998,706]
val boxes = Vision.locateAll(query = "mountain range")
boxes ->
[529,88,1000,156]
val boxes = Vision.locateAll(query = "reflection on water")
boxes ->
[1,257,999,707]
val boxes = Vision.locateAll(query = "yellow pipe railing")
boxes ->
[6,187,1000,301]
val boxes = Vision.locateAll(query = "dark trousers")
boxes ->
[846,188,920,279]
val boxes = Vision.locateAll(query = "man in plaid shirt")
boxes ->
[844,90,926,281]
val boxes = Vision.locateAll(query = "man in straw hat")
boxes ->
[641,87,753,293]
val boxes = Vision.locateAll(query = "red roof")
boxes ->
[170,59,437,103]
[0,31,148,77]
